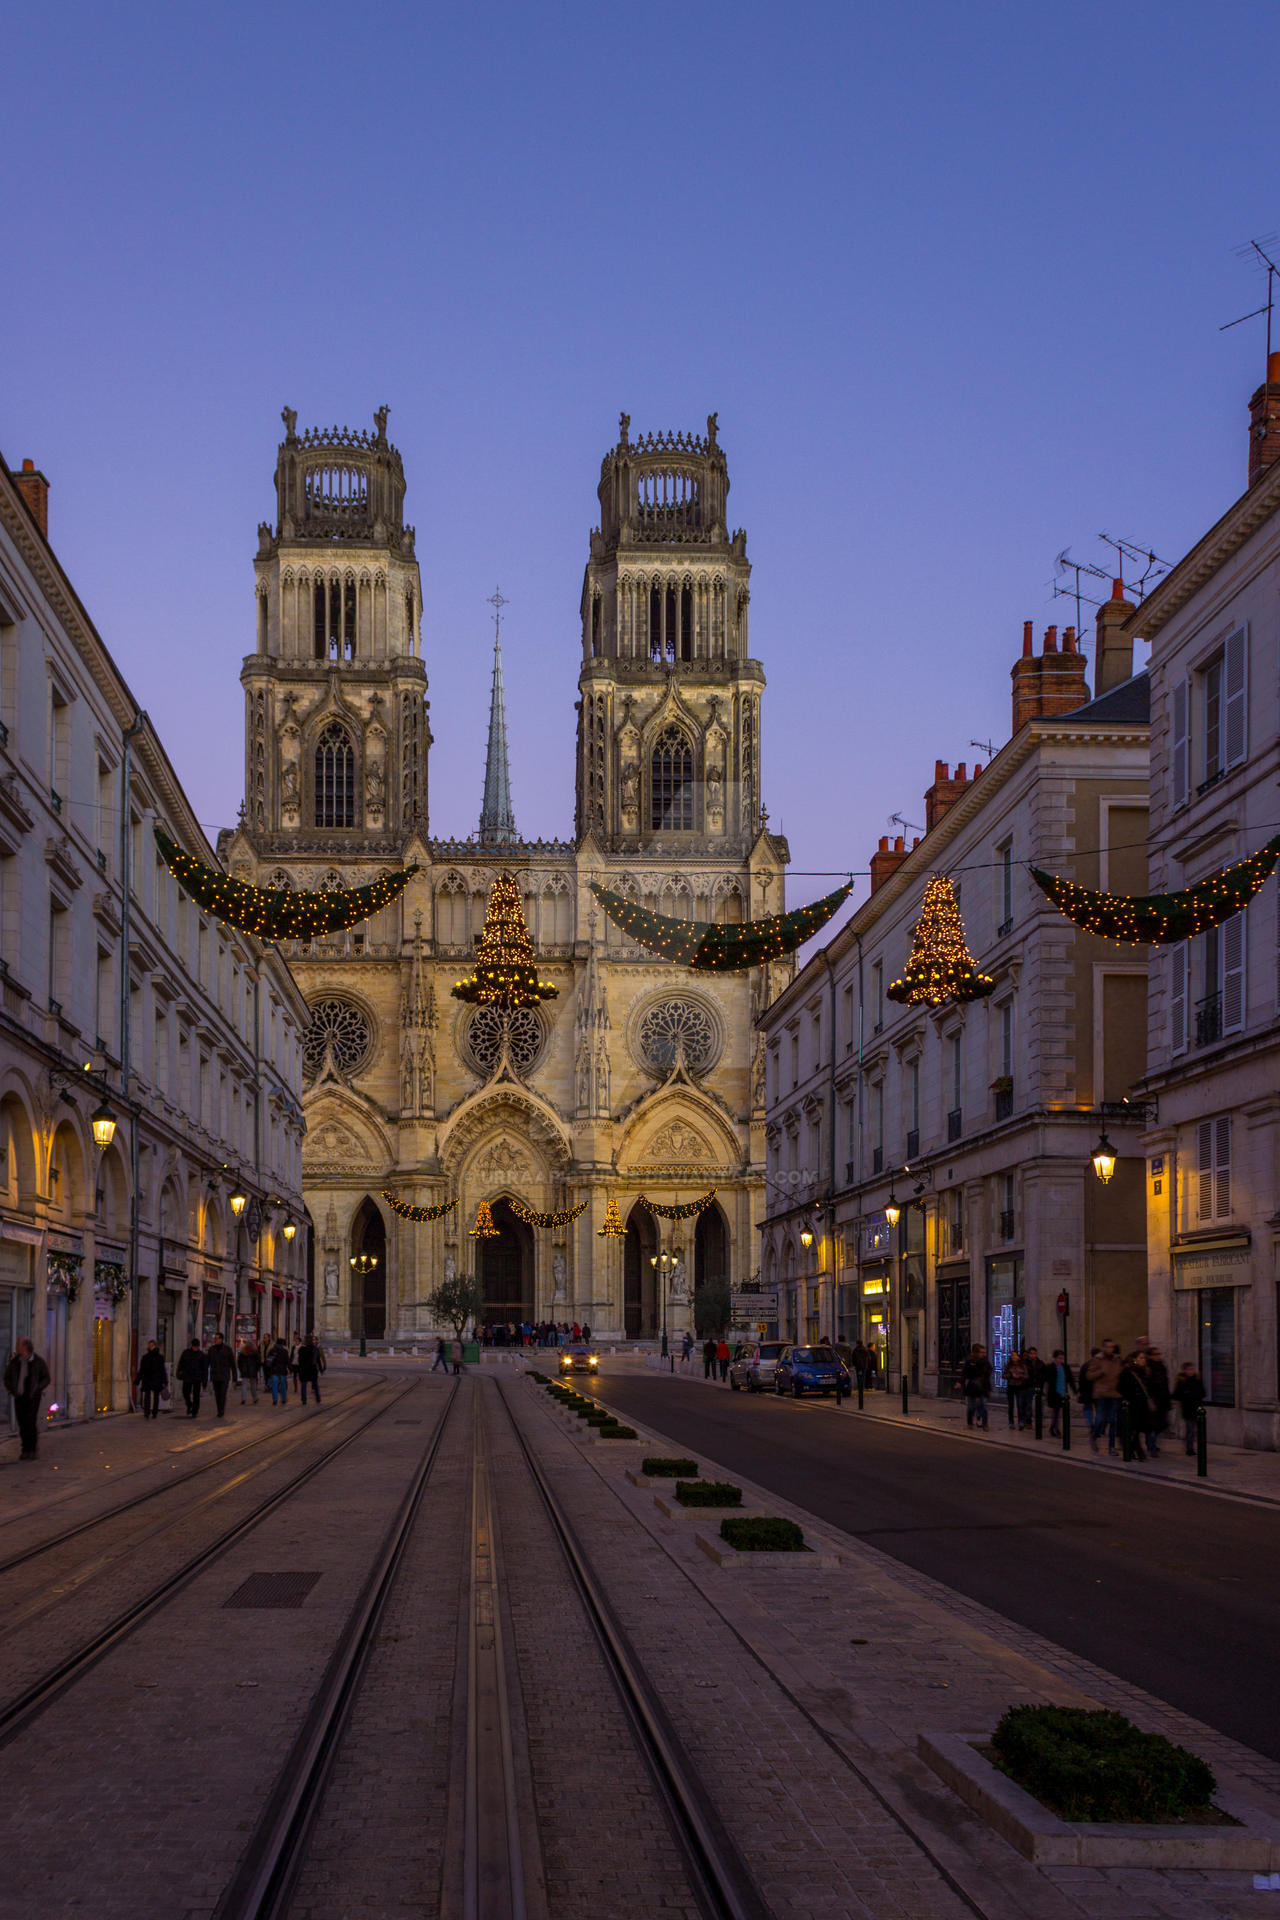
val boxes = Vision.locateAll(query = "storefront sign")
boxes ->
[235,1312,259,1345]
[1172,1242,1251,1290]
[862,1277,885,1296]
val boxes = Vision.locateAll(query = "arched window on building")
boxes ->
[314,723,355,829]
[651,726,694,832]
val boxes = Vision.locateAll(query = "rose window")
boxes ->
[463,1005,546,1079]
[302,997,375,1082]
[636,997,717,1076]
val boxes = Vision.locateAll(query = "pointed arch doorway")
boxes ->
[624,1204,658,1339]
[694,1199,729,1291]
[349,1197,386,1341]
[478,1198,534,1328]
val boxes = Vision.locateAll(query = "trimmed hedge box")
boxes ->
[675,1480,743,1507]
[990,1707,1216,1825]
[642,1457,698,1478]
[720,1516,806,1552]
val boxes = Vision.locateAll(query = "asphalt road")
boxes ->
[590,1369,1280,1762]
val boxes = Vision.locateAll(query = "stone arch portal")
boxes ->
[477,1197,534,1329]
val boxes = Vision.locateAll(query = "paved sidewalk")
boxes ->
[636,1353,1280,1508]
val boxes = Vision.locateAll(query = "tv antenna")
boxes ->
[887,812,922,838]
[1222,234,1280,370]
[1098,535,1170,600]
[970,738,994,761]
[1052,549,1110,632]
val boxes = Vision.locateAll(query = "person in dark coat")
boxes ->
[702,1336,717,1381]
[1144,1347,1172,1456]
[237,1340,261,1405]
[1172,1361,1205,1455]
[265,1339,291,1407]
[1118,1351,1154,1460]
[296,1334,326,1406]
[4,1338,50,1458]
[959,1344,992,1429]
[176,1340,208,1418]
[206,1335,237,1418]
[135,1339,168,1419]
[1044,1349,1076,1438]
[431,1335,448,1373]
[1002,1349,1029,1429]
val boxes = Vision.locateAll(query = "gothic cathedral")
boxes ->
[224,409,790,1341]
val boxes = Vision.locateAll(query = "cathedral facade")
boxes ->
[223,409,789,1341]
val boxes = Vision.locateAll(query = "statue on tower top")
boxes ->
[618,411,630,449]
[374,405,389,441]
[281,405,297,440]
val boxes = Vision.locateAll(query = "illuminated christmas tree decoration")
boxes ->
[638,1188,717,1220]
[469,1200,500,1238]
[510,1199,588,1228]
[154,828,415,941]
[381,1190,456,1222]
[596,1196,626,1237]
[589,881,852,971]
[451,873,559,1009]
[1032,836,1280,944]
[887,876,995,1008]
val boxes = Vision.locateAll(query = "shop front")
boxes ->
[0,1234,35,1435]
[1171,1237,1250,1419]
[859,1211,893,1382]
[987,1254,1023,1389]
[935,1262,970,1395]
[45,1244,82,1425]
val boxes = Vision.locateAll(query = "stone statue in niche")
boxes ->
[366,763,385,811]
[552,1251,567,1300]
[668,1258,688,1299]
[620,762,639,812]
[324,1260,339,1299]
[444,1252,456,1286]
[706,761,724,820]
[280,761,299,809]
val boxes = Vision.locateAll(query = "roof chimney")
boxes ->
[1011,619,1090,733]
[1094,578,1135,694]
[11,459,49,540]
[924,760,972,830]
[869,833,911,894]
[1249,351,1280,487]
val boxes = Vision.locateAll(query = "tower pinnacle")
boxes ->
[479,590,517,845]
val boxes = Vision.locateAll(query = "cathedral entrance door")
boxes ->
[624,1205,658,1340]
[478,1198,534,1330]
[349,1197,387,1342]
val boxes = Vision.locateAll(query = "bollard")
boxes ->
[1034,1388,1043,1441]
[1120,1400,1132,1462]
[857,1374,865,1411]
[359,1333,367,1358]
[1196,1404,1208,1477]
[1062,1394,1071,1452]
[901,1375,909,1416]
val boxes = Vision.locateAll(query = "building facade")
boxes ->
[1134,354,1280,1447]
[224,411,789,1342]
[759,610,1150,1391]
[0,453,307,1427]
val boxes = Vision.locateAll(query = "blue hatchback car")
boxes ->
[774,1344,851,1400]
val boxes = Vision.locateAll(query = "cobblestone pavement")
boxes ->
[549,1366,1280,1919]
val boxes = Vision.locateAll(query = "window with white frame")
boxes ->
[997,839,1013,935]
[873,1080,884,1161]
[1196,1116,1231,1223]
[999,1000,1013,1077]
[1173,626,1247,807]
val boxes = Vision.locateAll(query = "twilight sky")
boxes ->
[4,1,1279,926]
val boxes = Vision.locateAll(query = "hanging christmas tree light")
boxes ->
[469,1200,499,1238]
[452,872,559,1010]
[597,1196,626,1237]
[887,876,995,1008]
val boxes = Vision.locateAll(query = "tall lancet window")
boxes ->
[651,726,694,831]
[314,722,355,828]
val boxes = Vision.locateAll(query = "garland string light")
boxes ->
[1032,836,1280,944]
[596,1196,626,1238]
[154,828,415,941]
[589,881,852,971]
[638,1188,717,1220]
[469,1199,500,1238]
[382,1190,456,1222]
[510,1199,588,1229]
[452,872,558,1009]
[887,875,995,1007]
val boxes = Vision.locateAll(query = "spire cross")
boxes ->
[486,587,509,642]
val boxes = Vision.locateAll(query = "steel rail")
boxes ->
[0,1376,418,1751]
[0,1374,388,1581]
[210,1378,461,1920]
[493,1377,770,1920]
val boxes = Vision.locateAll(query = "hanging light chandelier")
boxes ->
[469,1199,500,1238]
[597,1196,626,1238]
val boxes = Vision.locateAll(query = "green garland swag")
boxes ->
[510,1199,588,1228]
[638,1188,717,1220]
[155,828,416,942]
[589,881,852,971]
[1031,835,1280,945]
[381,1191,456,1222]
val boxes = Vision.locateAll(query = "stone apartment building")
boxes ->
[221,410,790,1344]
[1133,354,1280,1447]
[0,451,307,1426]
[760,606,1150,1392]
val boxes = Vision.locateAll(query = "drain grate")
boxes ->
[224,1571,322,1609]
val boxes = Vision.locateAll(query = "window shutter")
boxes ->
[1170,941,1188,1055]
[1215,1115,1232,1219]
[1197,1119,1213,1220]
[1224,626,1248,768]
[1171,677,1189,808]
[1222,909,1245,1033]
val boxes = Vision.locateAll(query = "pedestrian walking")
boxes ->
[431,1335,448,1373]
[176,1339,208,1419]
[851,1340,869,1393]
[4,1337,50,1458]
[1172,1361,1205,1455]
[450,1336,463,1375]
[1077,1347,1099,1433]
[265,1338,291,1407]
[960,1343,992,1429]
[1045,1349,1075,1438]
[702,1336,717,1380]
[1002,1349,1029,1429]
[716,1337,731,1382]
[206,1334,237,1419]
[135,1339,168,1419]
[237,1340,261,1405]
[1085,1341,1123,1453]
[296,1333,326,1406]
[681,1330,694,1363]
[1118,1350,1154,1461]
[1145,1346,1172,1456]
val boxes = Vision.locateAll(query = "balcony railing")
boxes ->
[999,1208,1015,1242]
[1194,992,1223,1049]
[997,916,1013,938]
[995,1085,1013,1122]
[947,1107,963,1142]
[1196,768,1226,798]
[906,1128,919,1159]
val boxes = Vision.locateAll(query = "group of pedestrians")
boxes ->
[477,1321,589,1348]
[960,1337,1206,1460]
[140,1331,327,1420]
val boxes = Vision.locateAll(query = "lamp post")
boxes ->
[350,1252,378,1358]
[651,1249,671,1360]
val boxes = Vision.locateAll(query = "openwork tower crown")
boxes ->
[266,405,411,552]
[597,412,732,548]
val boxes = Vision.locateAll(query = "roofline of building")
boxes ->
[1121,460,1280,644]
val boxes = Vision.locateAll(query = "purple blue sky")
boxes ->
[4,2,1279,920]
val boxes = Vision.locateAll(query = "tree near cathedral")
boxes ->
[693,1278,732,1339]
[424,1271,486,1338]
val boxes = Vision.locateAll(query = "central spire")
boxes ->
[479,588,518,845]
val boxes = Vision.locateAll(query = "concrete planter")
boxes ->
[653,1492,755,1520]
[695,1532,841,1570]
[919,1731,1280,1868]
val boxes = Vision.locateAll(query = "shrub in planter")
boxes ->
[719,1516,806,1552]
[674,1480,742,1507]
[642,1457,699,1478]
[599,1423,637,1438]
[990,1706,1217,1824]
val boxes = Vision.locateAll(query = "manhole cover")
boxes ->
[224,1571,322,1609]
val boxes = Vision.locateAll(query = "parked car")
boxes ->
[728,1340,787,1393]
[559,1342,598,1374]
[774,1344,851,1399]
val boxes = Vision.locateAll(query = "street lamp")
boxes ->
[350,1251,379,1358]
[90,1100,117,1152]
[282,1219,297,1242]
[885,1187,901,1228]
[229,1183,247,1219]
[1091,1132,1117,1185]
[799,1224,814,1249]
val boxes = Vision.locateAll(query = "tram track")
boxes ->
[0,1373,418,1752]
